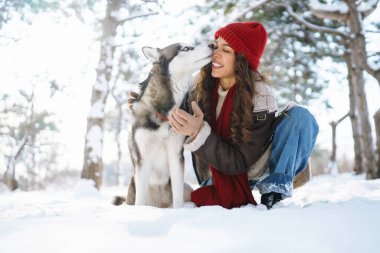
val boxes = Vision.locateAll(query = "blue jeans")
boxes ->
[255,106,319,198]
[201,106,319,198]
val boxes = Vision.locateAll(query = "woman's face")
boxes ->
[211,37,236,84]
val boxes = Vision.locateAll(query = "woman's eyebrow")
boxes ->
[215,41,232,48]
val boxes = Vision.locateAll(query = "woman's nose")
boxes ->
[213,48,221,57]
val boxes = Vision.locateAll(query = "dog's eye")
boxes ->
[181,46,193,51]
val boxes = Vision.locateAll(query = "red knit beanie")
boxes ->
[214,21,268,71]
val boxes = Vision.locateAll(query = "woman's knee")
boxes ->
[288,106,319,132]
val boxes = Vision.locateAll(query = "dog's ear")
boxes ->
[142,47,161,63]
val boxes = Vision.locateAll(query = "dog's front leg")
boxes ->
[134,163,151,206]
[167,144,185,208]
[169,161,184,208]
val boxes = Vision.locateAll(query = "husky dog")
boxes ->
[113,43,212,208]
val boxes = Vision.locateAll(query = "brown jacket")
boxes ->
[183,81,278,184]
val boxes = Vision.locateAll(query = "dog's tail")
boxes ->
[111,177,136,206]
[112,196,127,206]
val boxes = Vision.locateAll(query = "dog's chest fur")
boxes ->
[134,125,185,185]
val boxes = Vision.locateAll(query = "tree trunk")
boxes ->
[81,0,122,189]
[113,102,123,186]
[344,49,364,174]
[329,113,349,175]
[344,43,375,176]
[344,1,377,178]
[372,109,380,178]
[3,157,18,191]
[344,0,380,86]
[3,134,29,190]
[329,120,338,175]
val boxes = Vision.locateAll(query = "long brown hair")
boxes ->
[195,54,264,144]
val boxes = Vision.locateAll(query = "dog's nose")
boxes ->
[208,43,215,49]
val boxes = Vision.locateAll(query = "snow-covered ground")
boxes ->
[1,173,380,253]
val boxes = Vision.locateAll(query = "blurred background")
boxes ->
[0,0,379,191]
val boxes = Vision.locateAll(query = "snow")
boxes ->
[368,57,380,71]
[309,0,379,18]
[358,0,379,13]
[86,125,103,163]
[1,174,380,253]
[93,74,108,93]
[88,101,105,118]
[111,8,130,21]
[309,0,349,14]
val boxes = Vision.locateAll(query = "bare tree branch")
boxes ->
[365,29,380,33]
[284,4,349,38]
[227,0,272,22]
[113,39,140,48]
[117,12,159,25]
[336,112,350,125]
[14,134,28,160]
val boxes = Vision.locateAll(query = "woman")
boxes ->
[169,21,319,209]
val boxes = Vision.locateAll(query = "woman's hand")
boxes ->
[128,91,139,109]
[169,101,204,138]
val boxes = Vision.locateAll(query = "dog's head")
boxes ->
[142,43,212,79]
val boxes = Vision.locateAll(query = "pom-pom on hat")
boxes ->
[214,21,268,71]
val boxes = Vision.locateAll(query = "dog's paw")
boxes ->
[112,196,126,206]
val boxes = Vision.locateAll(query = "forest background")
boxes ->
[1,0,380,191]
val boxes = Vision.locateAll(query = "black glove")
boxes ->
[261,192,282,209]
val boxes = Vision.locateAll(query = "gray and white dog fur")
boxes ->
[113,43,212,208]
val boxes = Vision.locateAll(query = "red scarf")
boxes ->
[191,81,257,209]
